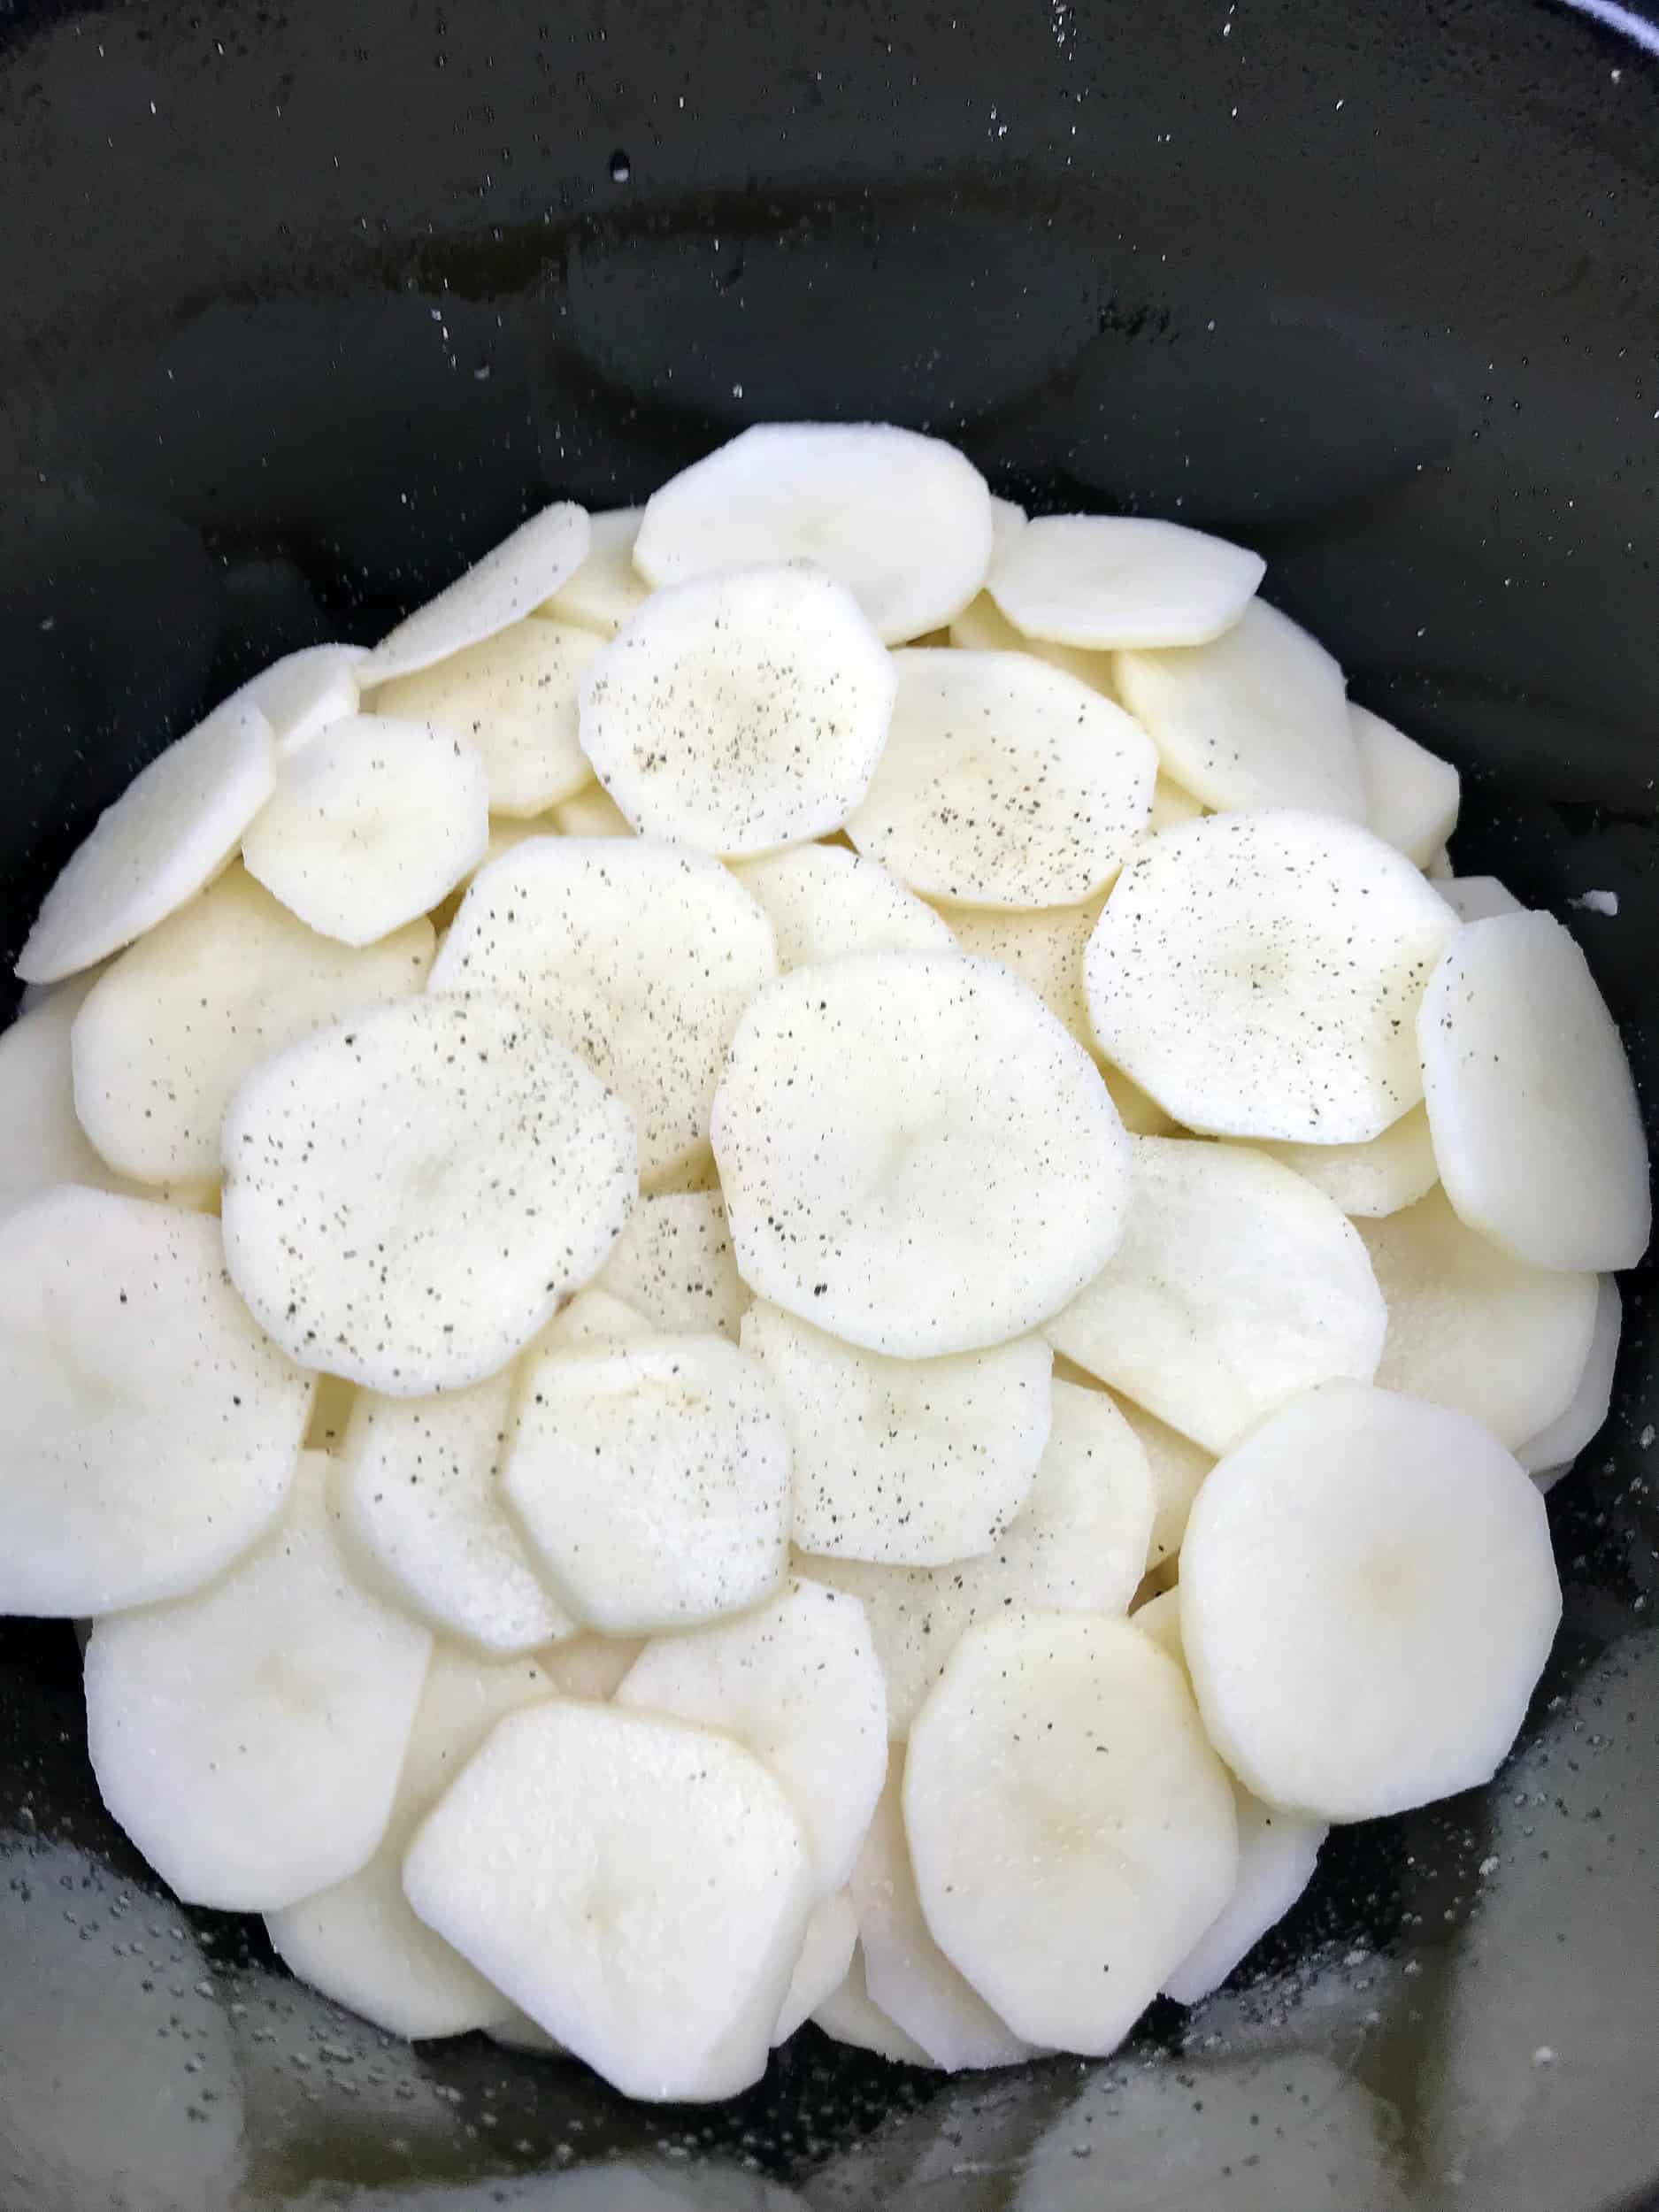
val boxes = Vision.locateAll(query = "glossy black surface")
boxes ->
[2,2,1657,2206]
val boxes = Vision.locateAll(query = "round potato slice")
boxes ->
[1357,1186,1598,1451]
[538,505,651,636]
[633,423,993,645]
[71,867,434,1187]
[595,1190,750,1341]
[1230,1103,1439,1221]
[948,588,1119,695]
[811,1944,935,2066]
[221,994,637,1394]
[1114,599,1364,818]
[741,1301,1051,1566]
[616,1578,887,1894]
[773,1891,859,2046]
[1109,1389,1215,1569]
[231,643,367,760]
[1046,1136,1386,1456]
[371,618,603,817]
[360,502,591,684]
[0,1187,314,1617]
[1519,1272,1622,1485]
[242,714,489,947]
[712,951,1131,1359]
[731,845,955,971]
[1351,704,1460,869]
[1441,874,1525,924]
[945,897,1104,1058]
[845,650,1156,910]
[553,782,634,838]
[85,1453,432,1910]
[0,979,146,1217]
[402,1698,814,2102]
[1086,812,1459,1143]
[1179,1381,1563,1822]
[1146,773,1207,833]
[1417,910,1650,1272]
[503,1333,792,1634]
[903,1611,1238,2055]
[429,837,777,1190]
[579,565,896,856]
[987,513,1264,650]
[17,697,276,986]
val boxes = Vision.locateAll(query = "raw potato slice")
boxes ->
[1358,1186,1598,1451]
[336,1372,575,1654]
[1442,874,1524,924]
[85,1454,432,1909]
[539,505,652,636]
[1351,704,1460,868]
[812,1945,935,2066]
[71,867,435,1187]
[987,514,1264,650]
[596,1191,749,1341]
[803,1379,1155,1732]
[742,1302,1051,1566]
[232,643,368,760]
[1518,1272,1621,1482]
[1417,911,1650,1271]
[713,951,1131,1358]
[429,838,777,1190]
[372,619,603,817]
[1164,1792,1327,2006]
[903,1612,1237,2054]
[221,995,636,1394]
[1179,1380,1563,1822]
[732,845,955,971]
[0,1187,314,1617]
[1130,1586,1184,1667]
[1146,774,1206,833]
[1046,1137,1387,1455]
[1114,600,1364,818]
[850,1766,1038,2070]
[845,650,1157,910]
[579,565,896,856]
[402,1698,813,2101]
[242,715,489,947]
[1234,1103,1439,1221]
[945,898,1103,1057]
[542,1632,646,1701]
[503,1334,792,1633]
[1100,1061,1179,1137]
[616,1578,887,1893]
[1086,812,1458,1142]
[989,495,1028,554]
[774,1893,857,2045]
[17,698,276,985]
[540,1285,650,1348]
[947,590,1118,696]
[554,782,633,838]
[633,422,994,644]
[488,2009,567,2056]
[265,1644,561,2039]
[361,502,591,684]
[0,980,142,1216]
[306,1371,357,1450]
[1110,1390,1215,1569]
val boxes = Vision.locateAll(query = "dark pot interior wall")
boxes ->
[0,4,1656,2208]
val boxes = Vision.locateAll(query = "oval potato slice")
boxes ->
[987,513,1263,651]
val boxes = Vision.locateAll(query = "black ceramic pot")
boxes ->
[1,3,1655,2207]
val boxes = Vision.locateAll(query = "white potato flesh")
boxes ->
[541,1631,646,1701]
[540,1285,651,1348]
[1113,600,1364,818]
[1130,1586,1184,1667]
[1163,1789,1327,2006]
[221,994,636,1394]
[595,1191,749,1341]
[579,565,896,856]
[503,1334,792,1634]
[773,1891,859,2045]
[538,505,651,636]
[945,897,1103,1058]
[1417,911,1650,1271]
[17,699,276,986]
[1110,1389,1216,1569]
[990,495,1028,553]
[850,1765,1038,2070]
[1099,1060,1179,1136]
[242,715,489,948]
[0,1187,314,1617]
[948,589,1119,696]
[616,1578,887,1894]
[903,1611,1238,2054]
[371,618,603,818]
[1358,1186,1599,1451]
[1351,704,1461,868]
[1047,1136,1386,1455]
[232,643,368,760]
[71,867,434,1187]
[846,650,1157,910]
[732,844,955,971]
[987,513,1264,651]
[713,951,1131,1358]
[1442,874,1525,924]
[1519,1273,1622,1483]
[1146,774,1206,833]
[1179,1380,1563,1822]
[85,1454,431,1909]
[428,837,777,1191]
[0,981,143,1216]
[361,503,591,683]
[812,1946,935,2065]
[265,1644,560,2039]
[306,1371,357,1451]
[1234,1102,1439,1221]
[741,1301,1051,1566]
[1086,812,1459,1142]
[633,423,994,644]
[335,1372,575,1654]
[553,783,634,838]
[803,1378,1155,1732]
[402,1698,813,2101]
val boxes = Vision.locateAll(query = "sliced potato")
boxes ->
[1519,1272,1621,1484]
[1146,774,1206,832]
[232,642,367,760]
[810,1945,934,2067]
[947,588,1118,696]
[0,979,144,1217]
[593,1191,749,1340]
[1108,1388,1215,1569]
[732,844,955,970]
[361,502,591,683]
[1351,704,1460,869]
[1441,875,1524,924]
[553,782,634,838]
[944,897,1104,1059]
[1232,1102,1439,1220]
[774,1893,858,2046]
[538,505,651,636]
[987,513,1263,650]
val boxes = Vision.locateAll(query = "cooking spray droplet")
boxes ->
[609,149,632,184]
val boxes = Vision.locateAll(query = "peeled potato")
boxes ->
[1232,1103,1440,1220]
[1107,1389,1215,1569]
[0,979,145,1217]
[1442,875,1524,924]
[947,588,1119,696]
[811,1944,934,2066]
[553,783,634,838]
[595,1190,750,1341]
[772,1890,859,2046]
[944,897,1104,1059]
[231,642,367,760]
[1518,1272,1621,1484]
[361,502,591,683]
[987,513,1264,650]
[1351,704,1460,869]
[732,844,955,970]
[538,505,651,635]
[1145,774,1206,833]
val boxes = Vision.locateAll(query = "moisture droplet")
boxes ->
[609,149,632,183]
